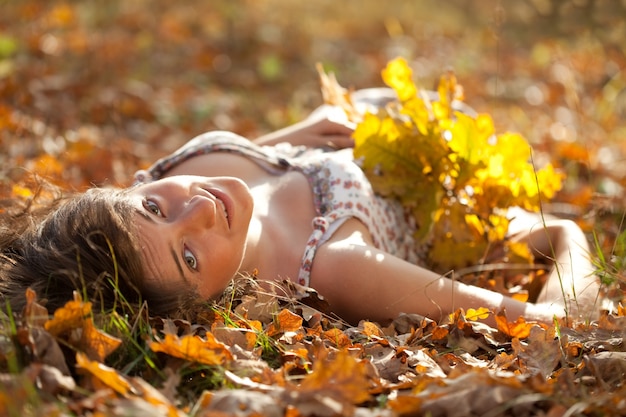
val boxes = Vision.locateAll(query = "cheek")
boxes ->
[201,240,246,297]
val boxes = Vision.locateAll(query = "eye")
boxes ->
[143,199,162,217]
[183,246,198,271]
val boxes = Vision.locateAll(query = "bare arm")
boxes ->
[253,106,355,148]
[309,219,564,327]
[509,216,600,318]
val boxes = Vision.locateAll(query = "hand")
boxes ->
[254,105,356,149]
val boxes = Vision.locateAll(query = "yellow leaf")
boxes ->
[511,292,529,302]
[11,185,33,199]
[381,57,417,102]
[76,352,132,395]
[465,307,491,321]
[150,333,233,365]
[343,58,565,273]
[506,241,534,264]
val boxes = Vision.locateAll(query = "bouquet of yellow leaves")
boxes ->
[318,58,564,273]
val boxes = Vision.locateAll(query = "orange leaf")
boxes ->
[76,352,132,395]
[31,154,64,180]
[150,332,233,365]
[494,309,537,339]
[44,292,92,337]
[322,328,352,349]
[81,318,122,362]
[43,292,120,361]
[299,349,371,404]
[361,321,384,338]
[266,309,303,337]
[431,326,449,342]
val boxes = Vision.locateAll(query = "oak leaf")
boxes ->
[347,57,564,273]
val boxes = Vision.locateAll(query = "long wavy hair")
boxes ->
[0,181,195,316]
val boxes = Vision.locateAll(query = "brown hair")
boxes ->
[0,182,194,316]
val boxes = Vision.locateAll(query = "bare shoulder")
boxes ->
[307,218,374,286]
[164,152,272,183]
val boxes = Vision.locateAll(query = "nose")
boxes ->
[178,195,216,230]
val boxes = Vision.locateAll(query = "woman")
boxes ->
[0,90,600,326]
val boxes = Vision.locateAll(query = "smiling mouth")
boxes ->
[216,197,228,222]
[207,189,231,228]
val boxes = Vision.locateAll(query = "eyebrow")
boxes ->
[170,247,190,285]
[134,208,190,285]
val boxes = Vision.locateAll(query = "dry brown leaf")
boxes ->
[512,326,561,379]
[266,309,303,337]
[361,321,384,338]
[298,349,372,405]
[24,327,71,376]
[150,332,233,365]
[322,328,352,349]
[23,288,48,327]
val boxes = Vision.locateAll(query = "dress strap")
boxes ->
[297,217,329,287]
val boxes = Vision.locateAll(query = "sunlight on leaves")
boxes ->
[327,57,565,273]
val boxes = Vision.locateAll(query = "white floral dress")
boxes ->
[134,131,418,286]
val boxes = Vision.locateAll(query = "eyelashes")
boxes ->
[184,246,198,270]
[143,199,162,217]
[142,197,199,272]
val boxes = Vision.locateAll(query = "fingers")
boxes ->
[321,134,355,150]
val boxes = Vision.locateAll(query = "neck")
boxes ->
[239,216,263,274]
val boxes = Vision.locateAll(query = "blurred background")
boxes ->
[0,0,625,227]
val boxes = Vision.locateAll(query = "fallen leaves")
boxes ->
[5,286,626,416]
[45,292,122,362]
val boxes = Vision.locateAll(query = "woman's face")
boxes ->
[129,175,254,298]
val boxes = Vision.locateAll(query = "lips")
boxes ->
[207,188,232,229]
